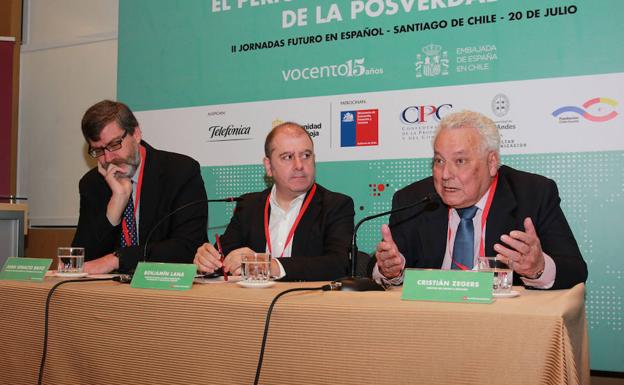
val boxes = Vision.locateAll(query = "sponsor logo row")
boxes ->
[205,95,619,146]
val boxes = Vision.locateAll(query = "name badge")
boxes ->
[131,262,196,291]
[0,257,52,282]
[402,269,493,304]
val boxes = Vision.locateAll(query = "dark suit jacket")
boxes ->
[72,141,208,273]
[220,184,354,281]
[387,165,587,290]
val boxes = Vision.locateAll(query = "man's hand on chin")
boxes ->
[98,163,133,226]
[83,253,119,274]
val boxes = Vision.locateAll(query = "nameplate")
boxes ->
[131,262,196,291]
[0,257,52,282]
[402,269,493,304]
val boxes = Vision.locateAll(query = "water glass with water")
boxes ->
[477,256,513,294]
[57,247,85,275]
[240,253,271,283]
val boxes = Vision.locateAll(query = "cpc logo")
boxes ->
[400,104,453,124]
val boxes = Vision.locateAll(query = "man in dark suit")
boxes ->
[72,100,208,274]
[374,110,587,290]
[194,122,354,281]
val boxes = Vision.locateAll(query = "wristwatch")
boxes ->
[525,268,544,280]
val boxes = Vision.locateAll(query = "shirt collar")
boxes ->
[474,188,490,211]
[451,188,490,215]
[269,184,307,212]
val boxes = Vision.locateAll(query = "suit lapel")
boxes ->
[421,205,449,267]
[291,186,320,257]
[485,168,517,255]
[138,143,160,243]
[253,189,272,252]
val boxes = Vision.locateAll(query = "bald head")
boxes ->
[264,122,313,158]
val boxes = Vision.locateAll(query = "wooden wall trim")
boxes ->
[25,228,76,260]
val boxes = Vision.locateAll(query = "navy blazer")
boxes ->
[387,165,587,290]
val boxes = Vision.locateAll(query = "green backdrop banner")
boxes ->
[118,0,624,372]
[119,0,623,110]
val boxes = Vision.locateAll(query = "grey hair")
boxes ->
[433,110,500,157]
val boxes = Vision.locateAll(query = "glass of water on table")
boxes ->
[477,256,515,297]
[56,247,86,277]
[238,253,273,288]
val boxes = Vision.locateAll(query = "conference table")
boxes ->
[0,277,589,385]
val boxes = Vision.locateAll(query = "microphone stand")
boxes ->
[113,197,241,282]
[337,194,438,291]
[142,197,242,262]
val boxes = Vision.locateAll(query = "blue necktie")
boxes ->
[452,206,478,270]
[120,193,138,247]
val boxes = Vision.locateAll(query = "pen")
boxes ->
[215,233,227,281]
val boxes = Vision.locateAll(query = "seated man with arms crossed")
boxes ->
[73,100,208,274]
[194,122,354,281]
[373,110,587,289]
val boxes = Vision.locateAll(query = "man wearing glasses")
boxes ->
[72,100,208,274]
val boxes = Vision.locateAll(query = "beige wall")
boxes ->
[18,0,118,226]
[15,1,117,261]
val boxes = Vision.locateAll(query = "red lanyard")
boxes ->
[121,144,146,246]
[264,183,317,258]
[448,173,499,270]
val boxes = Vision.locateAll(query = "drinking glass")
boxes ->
[477,256,513,294]
[57,247,85,275]
[240,253,271,283]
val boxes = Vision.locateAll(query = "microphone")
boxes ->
[0,196,28,201]
[142,197,242,262]
[113,196,241,283]
[337,193,440,291]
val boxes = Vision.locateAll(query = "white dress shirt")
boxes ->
[266,185,306,278]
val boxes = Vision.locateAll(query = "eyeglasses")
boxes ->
[88,131,128,158]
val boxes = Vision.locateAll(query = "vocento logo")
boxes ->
[552,97,618,122]
[281,58,383,82]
